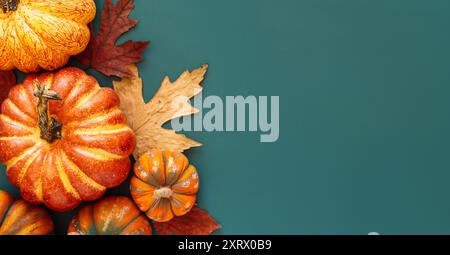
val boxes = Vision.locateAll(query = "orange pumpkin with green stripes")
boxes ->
[67,196,152,235]
[0,68,136,212]
[0,189,53,235]
[131,150,199,222]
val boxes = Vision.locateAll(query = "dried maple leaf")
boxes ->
[77,0,149,78]
[113,64,207,159]
[0,71,16,106]
[154,207,221,235]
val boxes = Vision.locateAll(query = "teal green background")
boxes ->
[2,0,450,234]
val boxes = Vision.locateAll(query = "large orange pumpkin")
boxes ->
[130,150,199,222]
[67,196,152,235]
[0,0,96,72]
[0,189,53,235]
[0,68,136,212]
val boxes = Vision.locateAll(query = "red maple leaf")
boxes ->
[0,71,16,107]
[154,207,221,235]
[77,0,149,78]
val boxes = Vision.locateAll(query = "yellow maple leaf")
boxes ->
[113,64,207,159]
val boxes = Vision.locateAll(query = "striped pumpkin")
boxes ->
[0,68,136,212]
[68,196,152,235]
[131,150,199,222]
[0,0,96,72]
[0,189,53,235]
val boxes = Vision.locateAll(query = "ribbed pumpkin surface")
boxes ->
[68,196,152,235]
[0,68,136,211]
[0,189,53,235]
[0,0,95,72]
[131,150,199,222]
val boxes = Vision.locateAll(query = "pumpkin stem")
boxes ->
[34,80,63,143]
[1,0,19,14]
[154,187,173,200]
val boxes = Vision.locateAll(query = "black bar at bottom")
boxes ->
[0,235,447,254]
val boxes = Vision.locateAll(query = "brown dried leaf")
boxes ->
[113,65,206,159]
[0,71,16,106]
[154,207,221,235]
[76,0,149,78]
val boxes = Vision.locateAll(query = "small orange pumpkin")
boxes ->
[0,189,53,235]
[0,68,136,212]
[0,0,96,72]
[67,196,152,235]
[130,150,199,222]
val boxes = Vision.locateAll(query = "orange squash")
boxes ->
[0,189,53,235]
[0,68,136,212]
[67,196,152,235]
[0,0,96,72]
[130,150,199,222]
